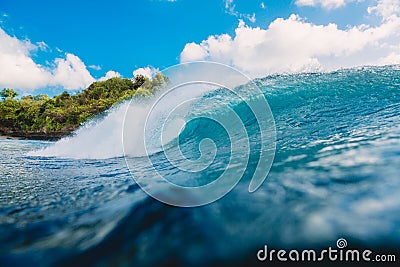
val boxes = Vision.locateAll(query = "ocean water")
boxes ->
[1,65,400,266]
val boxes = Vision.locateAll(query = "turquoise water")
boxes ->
[1,65,400,266]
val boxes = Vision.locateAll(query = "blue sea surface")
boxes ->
[1,66,400,266]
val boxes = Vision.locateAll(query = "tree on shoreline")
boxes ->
[0,74,166,139]
[0,88,18,100]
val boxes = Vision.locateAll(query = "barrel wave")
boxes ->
[1,65,399,266]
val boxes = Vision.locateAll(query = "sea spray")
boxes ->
[28,80,217,159]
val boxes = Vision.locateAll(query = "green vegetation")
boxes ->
[0,73,167,139]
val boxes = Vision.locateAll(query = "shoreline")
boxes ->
[0,135,24,140]
[0,134,62,141]
[1,128,70,141]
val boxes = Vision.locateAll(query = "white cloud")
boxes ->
[0,28,52,90]
[180,12,400,77]
[224,0,257,23]
[295,0,352,10]
[88,64,101,70]
[0,13,8,25]
[36,41,49,51]
[98,70,121,81]
[368,0,400,20]
[378,51,400,64]
[225,0,234,9]
[180,42,210,62]
[0,27,121,92]
[248,13,256,23]
[133,67,158,79]
[52,53,95,90]
[261,2,266,9]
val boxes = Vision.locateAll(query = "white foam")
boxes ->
[28,85,214,159]
[29,102,129,159]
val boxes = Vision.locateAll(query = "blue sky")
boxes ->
[0,0,399,95]
[0,0,295,77]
